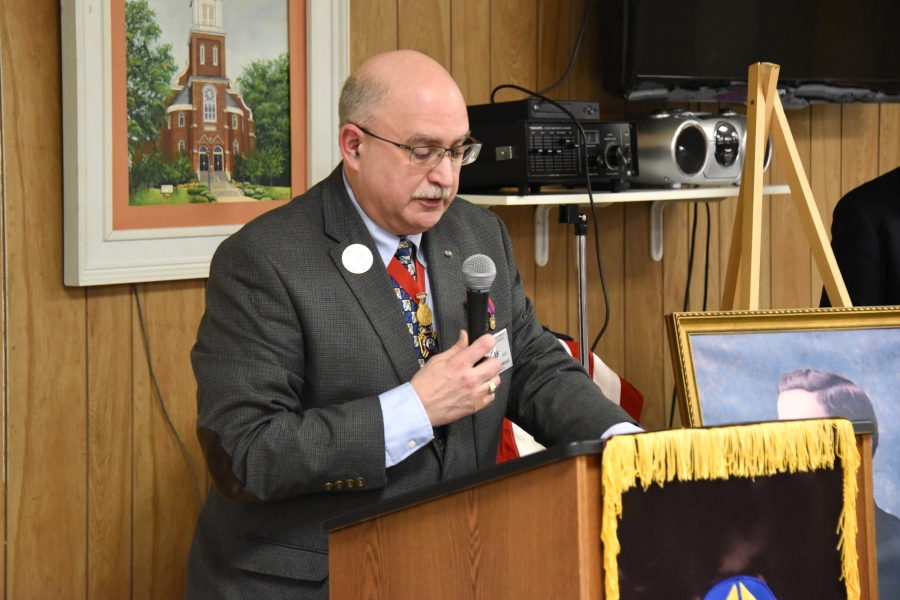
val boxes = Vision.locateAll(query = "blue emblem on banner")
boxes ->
[704,576,777,600]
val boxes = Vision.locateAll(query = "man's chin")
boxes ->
[407,202,449,232]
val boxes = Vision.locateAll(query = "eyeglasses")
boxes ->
[353,125,482,168]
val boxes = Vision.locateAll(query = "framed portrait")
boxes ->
[62,0,349,285]
[666,305,900,581]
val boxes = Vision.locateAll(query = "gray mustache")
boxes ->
[413,185,452,200]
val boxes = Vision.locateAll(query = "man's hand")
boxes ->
[410,331,503,426]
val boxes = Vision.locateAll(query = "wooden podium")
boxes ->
[326,422,878,600]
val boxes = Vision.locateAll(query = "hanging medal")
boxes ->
[388,250,438,360]
[488,297,497,330]
[415,293,433,326]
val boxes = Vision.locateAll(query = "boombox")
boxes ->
[626,109,771,186]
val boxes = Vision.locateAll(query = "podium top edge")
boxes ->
[324,419,875,533]
[323,439,605,533]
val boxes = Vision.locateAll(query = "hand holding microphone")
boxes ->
[410,254,502,426]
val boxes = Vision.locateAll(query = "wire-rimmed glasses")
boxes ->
[353,124,482,168]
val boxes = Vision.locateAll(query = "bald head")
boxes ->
[339,50,465,128]
[337,50,471,235]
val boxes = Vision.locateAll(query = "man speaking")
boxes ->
[186,50,638,599]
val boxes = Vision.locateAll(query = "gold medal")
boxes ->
[489,314,497,330]
[415,293,433,326]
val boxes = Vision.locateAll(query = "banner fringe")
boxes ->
[600,419,860,600]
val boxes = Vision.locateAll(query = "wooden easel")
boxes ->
[721,63,852,310]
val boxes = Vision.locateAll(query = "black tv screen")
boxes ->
[602,0,900,106]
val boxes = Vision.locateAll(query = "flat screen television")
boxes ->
[601,0,900,107]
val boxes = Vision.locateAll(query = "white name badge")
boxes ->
[488,328,513,374]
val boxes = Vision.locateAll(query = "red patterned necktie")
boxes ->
[387,238,439,367]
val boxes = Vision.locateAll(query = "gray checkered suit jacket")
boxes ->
[186,166,636,599]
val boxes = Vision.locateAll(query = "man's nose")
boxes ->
[427,152,456,187]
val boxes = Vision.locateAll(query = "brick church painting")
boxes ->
[126,0,291,206]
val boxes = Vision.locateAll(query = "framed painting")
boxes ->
[667,305,900,594]
[62,0,349,285]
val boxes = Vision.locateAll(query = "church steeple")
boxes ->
[186,0,227,79]
[190,0,224,35]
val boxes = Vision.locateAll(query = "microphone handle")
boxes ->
[466,288,490,344]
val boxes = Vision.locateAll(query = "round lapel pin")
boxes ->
[342,244,374,274]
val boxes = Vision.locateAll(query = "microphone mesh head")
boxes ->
[461,254,497,291]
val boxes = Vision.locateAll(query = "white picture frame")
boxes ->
[62,0,349,286]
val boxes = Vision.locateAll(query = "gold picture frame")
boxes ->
[666,306,900,427]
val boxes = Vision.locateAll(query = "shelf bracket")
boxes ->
[650,197,734,261]
[650,201,667,262]
[534,202,612,266]
[535,205,552,266]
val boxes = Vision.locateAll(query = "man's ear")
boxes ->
[339,125,363,170]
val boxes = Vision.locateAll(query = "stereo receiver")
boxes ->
[459,100,638,195]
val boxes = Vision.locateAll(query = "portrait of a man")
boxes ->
[776,368,899,597]
[685,326,900,596]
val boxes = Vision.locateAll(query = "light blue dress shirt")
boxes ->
[342,172,642,467]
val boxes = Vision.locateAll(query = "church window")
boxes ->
[200,44,205,65]
[167,114,171,129]
[179,112,185,127]
[233,141,239,156]
[213,45,219,66]
[201,1,215,25]
[232,114,237,129]
[179,139,185,152]
[203,85,217,122]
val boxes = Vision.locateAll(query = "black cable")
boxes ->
[683,203,700,313]
[535,0,598,97]
[703,202,711,311]
[669,202,701,429]
[488,84,612,349]
[133,284,204,504]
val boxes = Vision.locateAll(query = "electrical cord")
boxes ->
[489,84,612,349]
[703,202,711,311]
[488,0,608,348]
[668,202,713,428]
[133,284,204,504]
[535,0,597,97]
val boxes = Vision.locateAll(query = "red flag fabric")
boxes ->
[497,338,644,463]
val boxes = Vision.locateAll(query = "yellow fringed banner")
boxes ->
[600,419,860,600]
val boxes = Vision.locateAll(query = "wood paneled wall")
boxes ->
[1,1,208,597]
[1,0,898,597]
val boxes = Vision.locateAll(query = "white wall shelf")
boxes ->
[460,185,791,262]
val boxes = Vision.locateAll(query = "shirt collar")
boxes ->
[342,169,425,268]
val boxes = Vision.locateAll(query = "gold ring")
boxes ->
[487,380,497,394]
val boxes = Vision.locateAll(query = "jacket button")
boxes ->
[345,479,355,489]
[325,482,333,491]
[356,477,365,488]
[335,480,344,489]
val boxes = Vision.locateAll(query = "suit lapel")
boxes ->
[421,227,465,348]
[322,168,420,385]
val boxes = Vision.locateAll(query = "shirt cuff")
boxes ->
[600,422,644,441]
[380,383,434,467]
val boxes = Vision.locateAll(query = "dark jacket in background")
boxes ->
[821,166,900,307]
